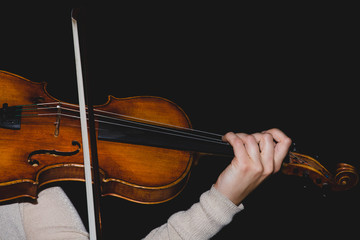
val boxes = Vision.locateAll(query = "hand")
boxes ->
[214,128,292,205]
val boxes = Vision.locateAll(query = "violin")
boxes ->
[0,70,358,204]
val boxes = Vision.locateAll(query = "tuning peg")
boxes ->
[321,183,329,198]
[302,170,310,189]
[291,142,297,152]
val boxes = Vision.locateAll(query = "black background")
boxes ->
[1,3,359,239]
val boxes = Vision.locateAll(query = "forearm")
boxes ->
[143,185,244,240]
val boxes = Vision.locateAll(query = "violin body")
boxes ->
[0,70,194,204]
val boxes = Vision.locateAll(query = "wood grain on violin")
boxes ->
[0,70,197,204]
[0,70,358,204]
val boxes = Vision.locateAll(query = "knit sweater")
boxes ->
[0,186,243,239]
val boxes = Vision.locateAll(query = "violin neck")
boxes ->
[98,122,234,157]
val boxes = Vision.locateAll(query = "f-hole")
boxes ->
[28,141,81,167]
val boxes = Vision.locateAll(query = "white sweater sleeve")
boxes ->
[20,186,89,240]
[143,185,244,240]
[1,185,242,240]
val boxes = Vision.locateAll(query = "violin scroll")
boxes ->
[333,163,359,191]
[282,151,359,191]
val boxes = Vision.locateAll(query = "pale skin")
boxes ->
[214,128,292,206]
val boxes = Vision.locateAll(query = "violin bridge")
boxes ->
[54,103,61,137]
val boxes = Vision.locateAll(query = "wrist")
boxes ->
[213,181,245,206]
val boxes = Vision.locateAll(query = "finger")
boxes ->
[222,132,248,161]
[252,132,275,176]
[251,132,270,152]
[264,128,289,143]
[263,128,292,172]
[235,133,261,163]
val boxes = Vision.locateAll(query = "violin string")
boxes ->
[20,103,226,146]
[19,102,223,138]
[17,103,227,145]
[64,103,223,140]
[22,112,228,146]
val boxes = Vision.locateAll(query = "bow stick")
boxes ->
[71,9,103,240]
